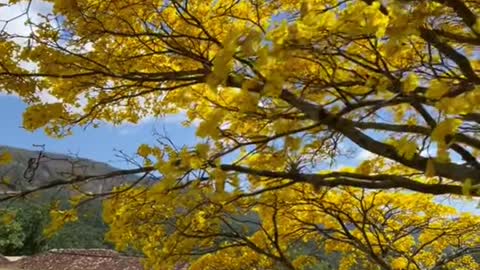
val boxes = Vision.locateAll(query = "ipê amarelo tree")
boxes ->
[1,0,480,269]
[0,0,479,195]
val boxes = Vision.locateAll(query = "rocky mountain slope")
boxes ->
[0,145,151,197]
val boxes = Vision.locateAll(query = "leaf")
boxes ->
[300,1,310,18]
[396,137,417,160]
[0,152,13,165]
[2,1,480,267]
[402,73,419,93]
[1,212,15,225]
[474,18,480,33]
[431,119,463,144]
[137,144,151,158]
[212,169,227,193]
[391,257,408,270]
[425,79,449,99]
[1,177,11,186]
[195,143,210,159]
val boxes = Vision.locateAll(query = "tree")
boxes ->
[0,209,26,255]
[1,0,480,268]
[0,0,479,195]
[0,198,111,255]
[42,198,112,251]
[5,201,47,255]
[103,183,480,270]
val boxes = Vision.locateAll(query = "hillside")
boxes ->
[0,145,154,255]
[0,145,152,196]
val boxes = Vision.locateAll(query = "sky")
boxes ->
[0,95,196,167]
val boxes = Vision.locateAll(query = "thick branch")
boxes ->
[433,0,478,29]
[219,164,470,196]
[0,167,154,202]
[278,89,480,184]
[419,28,480,83]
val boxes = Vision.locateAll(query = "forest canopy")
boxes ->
[1,0,480,269]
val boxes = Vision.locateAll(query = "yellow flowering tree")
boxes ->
[1,0,480,269]
[103,184,480,269]
[1,0,479,195]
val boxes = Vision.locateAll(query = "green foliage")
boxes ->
[44,220,109,250]
[0,197,110,255]
[7,204,46,255]
[44,200,110,250]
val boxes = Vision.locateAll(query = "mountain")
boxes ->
[0,145,153,197]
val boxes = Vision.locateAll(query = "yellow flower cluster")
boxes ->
[43,208,78,238]
[22,103,66,131]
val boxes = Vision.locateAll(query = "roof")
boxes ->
[6,249,143,270]
[0,254,10,264]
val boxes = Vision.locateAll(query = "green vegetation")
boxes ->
[0,145,138,256]
[0,197,110,256]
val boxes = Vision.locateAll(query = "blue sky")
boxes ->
[0,95,196,167]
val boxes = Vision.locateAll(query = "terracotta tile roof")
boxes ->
[10,249,143,270]
[0,254,10,264]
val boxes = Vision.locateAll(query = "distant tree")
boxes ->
[9,202,47,255]
[0,209,26,255]
[43,199,110,250]
[0,198,110,255]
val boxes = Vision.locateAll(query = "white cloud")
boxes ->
[326,148,376,171]
[36,90,60,103]
[116,116,161,136]
[0,1,51,96]
[115,115,158,136]
[356,149,376,162]
[0,2,32,37]
[115,110,201,136]
[71,41,94,53]
[0,1,53,41]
